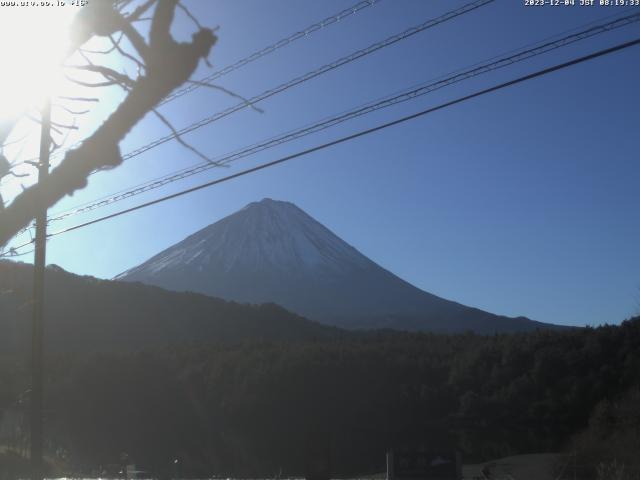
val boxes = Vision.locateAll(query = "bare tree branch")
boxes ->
[126,0,157,22]
[57,96,100,103]
[0,1,217,247]
[0,155,30,180]
[187,79,264,113]
[50,118,77,155]
[1,133,29,149]
[53,104,91,116]
[151,108,222,165]
[50,121,78,131]
[178,2,203,30]
[78,32,125,55]
[66,64,137,89]
[25,113,64,136]
[109,33,146,71]
[65,74,120,89]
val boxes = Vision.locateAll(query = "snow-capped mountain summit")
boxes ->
[117,198,553,333]
[119,198,371,278]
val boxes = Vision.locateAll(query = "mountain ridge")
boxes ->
[0,259,339,354]
[117,198,558,333]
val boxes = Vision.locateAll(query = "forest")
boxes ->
[1,314,639,478]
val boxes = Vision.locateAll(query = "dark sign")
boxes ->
[387,450,461,480]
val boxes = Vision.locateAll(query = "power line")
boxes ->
[0,239,36,259]
[47,11,640,223]
[22,0,381,168]
[2,0,493,254]
[160,0,383,105]
[116,0,496,161]
[41,0,492,169]
[45,37,640,241]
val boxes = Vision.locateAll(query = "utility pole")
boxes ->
[31,98,51,480]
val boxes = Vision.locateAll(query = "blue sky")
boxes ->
[2,0,640,327]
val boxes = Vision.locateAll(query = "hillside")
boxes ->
[0,260,339,354]
[0,318,637,478]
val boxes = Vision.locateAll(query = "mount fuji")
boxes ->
[116,198,554,333]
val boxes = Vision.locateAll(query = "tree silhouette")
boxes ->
[0,0,217,247]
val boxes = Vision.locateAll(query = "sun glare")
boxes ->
[0,7,75,119]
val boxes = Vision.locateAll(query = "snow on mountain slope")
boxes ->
[117,198,552,333]
[119,198,371,277]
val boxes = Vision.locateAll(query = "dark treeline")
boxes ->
[0,260,341,355]
[2,318,640,478]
